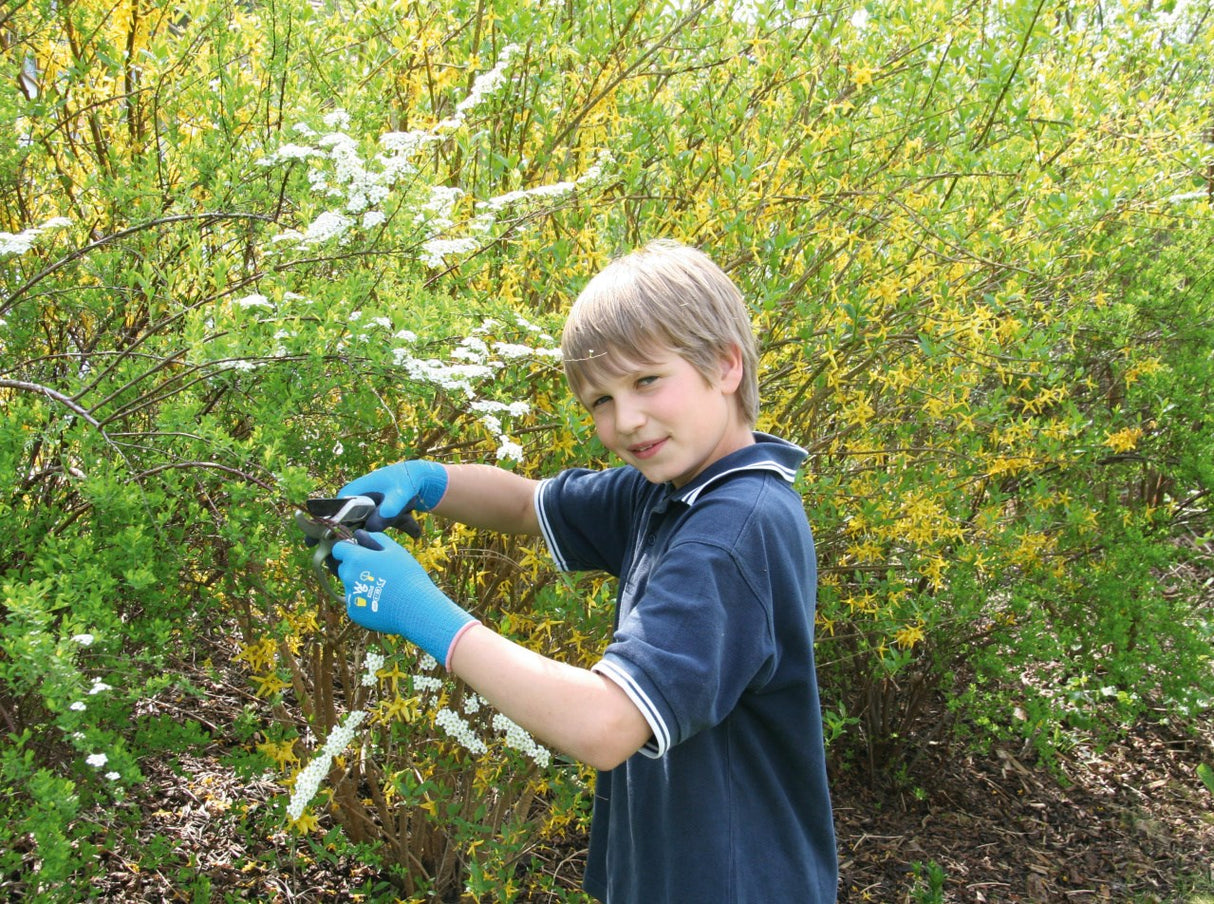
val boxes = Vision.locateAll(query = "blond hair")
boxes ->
[561,240,760,426]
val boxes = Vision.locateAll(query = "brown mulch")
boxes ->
[87,663,1214,903]
[832,719,1214,903]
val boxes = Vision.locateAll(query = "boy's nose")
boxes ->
[614,396,647,434]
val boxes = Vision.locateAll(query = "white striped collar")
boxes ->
[674,433,805,506]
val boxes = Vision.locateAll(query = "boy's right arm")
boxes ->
[433,463,541,535]
[341,460,540,536]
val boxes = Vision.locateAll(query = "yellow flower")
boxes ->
[894,623,925,650]
[288,810,320,834]
[252,672,289,698]
[235,636,277,673]
[257,738,299,771]
[1104,426,1143,453]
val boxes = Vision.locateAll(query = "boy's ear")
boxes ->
[718,343,745,394]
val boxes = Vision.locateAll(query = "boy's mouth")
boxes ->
[628,438,667,459]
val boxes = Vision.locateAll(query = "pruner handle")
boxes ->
[310,537,347,603]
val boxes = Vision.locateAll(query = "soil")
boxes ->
[829,719,1214,903]
[88,664,1214,904]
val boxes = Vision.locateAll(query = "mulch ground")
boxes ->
[831,718,1214,903]
[90,663,1214,903]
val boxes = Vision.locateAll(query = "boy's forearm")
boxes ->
[432,464,541,535]
[449,625,652,772]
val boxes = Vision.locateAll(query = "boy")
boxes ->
[326,240,838,902]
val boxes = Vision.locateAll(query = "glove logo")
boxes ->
[350,570,388,614]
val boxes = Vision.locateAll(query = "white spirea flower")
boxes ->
[1,217,71,256]
[86,753,108,768]
[105,771,121,781]
[89,679,111,695]
[455,44,521,115]
[496,440,524,463]
[301,211,353,245]
[412,674,444,698]
[478,181,576,213]
[576,150,615,187]
[258,143,320,164]
[379,129,438,156]
[435,707,487,755]
[287,710,368,820]
[420,236,480,269]
[424,185,464,217]
[362,651,385,687]
[71,633,95,646]
[70,701,86,712]
[323,109,350,130]
[492,713,551,768]
[235,293,273,309]
[492,342,540,360]
[393,354,495,396]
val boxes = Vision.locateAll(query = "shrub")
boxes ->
[2,0,1212,895]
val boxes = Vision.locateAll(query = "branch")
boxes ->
[1,212,275,315]
[0,378,104,431]
[131,460,280,494]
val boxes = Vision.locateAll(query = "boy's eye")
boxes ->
[637,375,658,387]
[590,395,611,409]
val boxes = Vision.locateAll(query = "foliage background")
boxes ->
[2,0,1212,899]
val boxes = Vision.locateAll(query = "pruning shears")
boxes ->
[295,496,421,601]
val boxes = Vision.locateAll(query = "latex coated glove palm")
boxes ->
[340,461,448,533]
[331,529,477,669]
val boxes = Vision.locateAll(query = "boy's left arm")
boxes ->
[449,624,652,772]
[331,531,651,771]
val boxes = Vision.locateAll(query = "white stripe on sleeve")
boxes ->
[592,658,670,758]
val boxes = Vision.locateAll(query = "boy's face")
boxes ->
[578,346,753,488]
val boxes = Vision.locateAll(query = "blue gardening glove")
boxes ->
[339,461,448,533]
[331,529,477,668]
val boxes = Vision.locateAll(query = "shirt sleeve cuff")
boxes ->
[533,479,572,572]
[592,656,671,759]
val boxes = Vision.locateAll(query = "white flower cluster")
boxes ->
[260,119,435,247]
[258,47,520,252]
[471,400,532,463]
[493,713,551,768]
[412,673,444,697]
[287,709,368,821]
[435,707,488,755]
[362,650,385,687]
[234,293,274,309]
[0,216,71,257]
[301,210,355,246]
[420,236,481,269]
[411,660,551,767]
[254,41,613,274]
[437,44,522,130]
[421,149,615,268]
[388,317,561,464]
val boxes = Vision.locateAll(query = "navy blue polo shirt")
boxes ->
[535,433,837,904]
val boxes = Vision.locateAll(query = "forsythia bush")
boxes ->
[2,0,1212,897]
